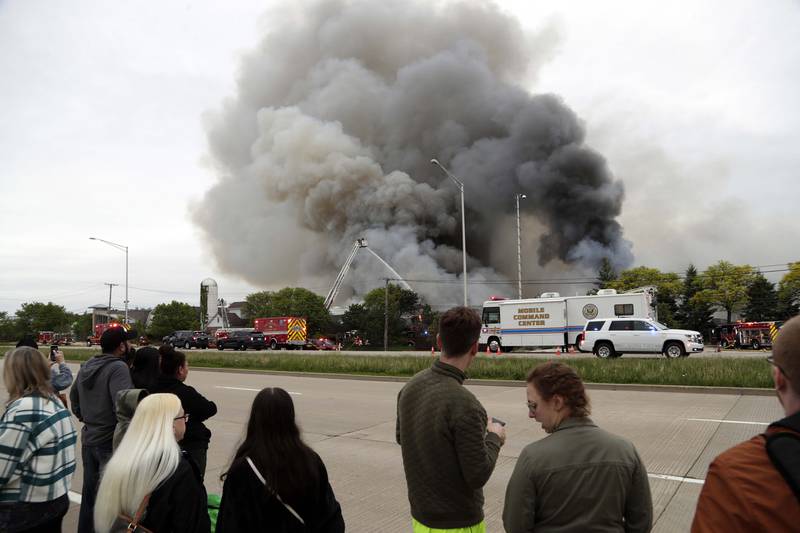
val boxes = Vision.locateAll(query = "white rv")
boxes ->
[479,288,657,352]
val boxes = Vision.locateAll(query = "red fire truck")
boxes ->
[714,321,783,350]
[253,317,307,350]
[38,332,73,345]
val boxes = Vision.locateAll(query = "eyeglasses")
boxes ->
[527,401,537,412]
[174,413,190,422]
[767,355,790,378]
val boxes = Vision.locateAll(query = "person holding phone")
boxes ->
[396,306,506,533]
[15,337,73,406]
[49,345,73,405]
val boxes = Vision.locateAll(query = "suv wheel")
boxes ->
[270,339,278,350]
[219,344,224,351]
[239,342,246,351]
[184,341,191,349]
[664,341,684,359]
[595,342,614,359]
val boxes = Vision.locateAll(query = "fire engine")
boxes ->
[38,332,73,345]
[86,322,124,346]
[253,317,308,350]
[38,331,55,345]
[479,287,657,353]
[714,321,783,350]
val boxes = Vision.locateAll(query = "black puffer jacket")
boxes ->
[152,376,217,448]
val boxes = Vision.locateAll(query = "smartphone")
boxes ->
[50,345,59,362]
[491,417,506,427]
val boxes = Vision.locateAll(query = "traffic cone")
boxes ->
[555,346,561,356]
[431,346,436,357]
[716,343,721,353]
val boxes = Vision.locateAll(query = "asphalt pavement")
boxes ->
[14,363,780,533]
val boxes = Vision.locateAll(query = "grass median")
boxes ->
[45,347,773,389]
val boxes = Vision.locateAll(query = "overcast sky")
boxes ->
[1,0,798,315]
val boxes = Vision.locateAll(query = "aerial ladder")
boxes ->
[324,238,368,309]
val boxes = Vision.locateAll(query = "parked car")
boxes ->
[165,330,209,349]
[577,317,704,359]
[217,330,264,351]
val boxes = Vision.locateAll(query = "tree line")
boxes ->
[595,260,800,334]
[2,260,797,344]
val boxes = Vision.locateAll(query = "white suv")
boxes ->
[578,318,704,359]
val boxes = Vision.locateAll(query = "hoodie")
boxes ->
[69,354,133,447]
[112,388,149,450]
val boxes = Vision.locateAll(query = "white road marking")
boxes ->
[215,386,302,395]
[69,491,82,504]
[687,418,769,426]
[647,473,705,485]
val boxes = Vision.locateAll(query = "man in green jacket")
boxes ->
[503,361,652,532]
[396,306,506,533]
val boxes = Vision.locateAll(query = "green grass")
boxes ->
[42,347,774,389]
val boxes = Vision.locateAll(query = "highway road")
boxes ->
[0,360,781,532]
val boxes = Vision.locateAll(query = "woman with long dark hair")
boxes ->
[216,387,344,532]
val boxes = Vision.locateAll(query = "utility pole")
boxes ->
[384,278,390,353]
[515,193,527,299]
[104,282,118,323]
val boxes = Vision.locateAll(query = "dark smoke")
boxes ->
[194,0,633,306]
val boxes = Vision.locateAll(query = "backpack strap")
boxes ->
[765,431,800,504]
[245,457,306,525]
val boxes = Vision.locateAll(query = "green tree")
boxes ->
[778,262,800,319]
[148,301,199,339]
[359,285,420,345]
[72,313,94,339]
[694,261,757,324]
[587,258,618,295]
[243,287,330,336]
[608,266,682,326]
[743,274,778,321]
[0,311,24,341]
[14,302,72,334]
[675,264,715,334]
[342,303,368,334]
[598,258,617,288]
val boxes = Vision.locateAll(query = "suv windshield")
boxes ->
[653,321,668,330]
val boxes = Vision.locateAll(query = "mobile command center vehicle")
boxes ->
[479,288,656,353]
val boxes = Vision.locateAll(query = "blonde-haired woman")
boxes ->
[94,393,210,533]
[0,347,76,532]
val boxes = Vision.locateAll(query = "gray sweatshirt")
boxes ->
[69,354,133,447]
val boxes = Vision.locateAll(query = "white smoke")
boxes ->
[194,0,633,306]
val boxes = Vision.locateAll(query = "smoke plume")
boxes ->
[194,0,633,306]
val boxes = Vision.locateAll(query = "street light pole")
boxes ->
[515,193,527,299]
[431,159,468,307]
[90,237,129,323]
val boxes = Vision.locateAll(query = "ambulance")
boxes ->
[479,288,657,353]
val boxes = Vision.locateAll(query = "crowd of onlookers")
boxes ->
[1,309,799,532]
